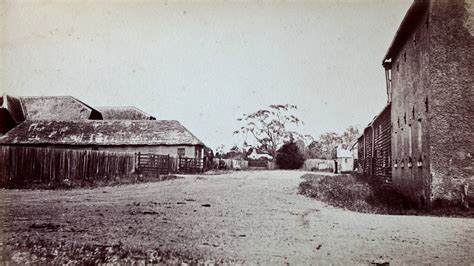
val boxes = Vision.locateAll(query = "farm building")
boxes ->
[358,104,392,183]
[0,95,207,185]
[335,148,354,174]
[247,148,273,160]
[358,0,473,207]
[0,94,206,162]
[0,120,205,160]
[302,159,334,172]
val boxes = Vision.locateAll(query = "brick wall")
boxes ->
[389,0,473,206]
[428,0,474,204]
[390,6,431,206]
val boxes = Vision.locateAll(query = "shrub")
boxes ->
[276,142,305,169]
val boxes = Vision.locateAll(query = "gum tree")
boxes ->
[233,104,304,157]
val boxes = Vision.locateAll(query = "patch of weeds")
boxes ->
[299,173,473,217]
[0,239,204,264]
[3,174,182,190]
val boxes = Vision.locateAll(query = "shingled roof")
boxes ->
[20,96,103,120]
[0,120,204,146]
[96,106,156,120]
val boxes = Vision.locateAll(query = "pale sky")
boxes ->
[1,0,412,150]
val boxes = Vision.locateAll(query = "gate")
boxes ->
[178,157,203,174]
[135,153,170,176]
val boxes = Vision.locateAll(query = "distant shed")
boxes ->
[335,148,353,173]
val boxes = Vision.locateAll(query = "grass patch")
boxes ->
[299,173,474,217]
[5,174,182,190]
[0,238,203,265]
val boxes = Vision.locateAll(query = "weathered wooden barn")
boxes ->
[357,104,392,183]
[0,94,205,162]
[0,120,205,160]
[359,0,473,207]
[0,95,207,185]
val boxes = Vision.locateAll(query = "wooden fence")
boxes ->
[178,157,204,174]
[135,153,170,176]
[134,153,205,175]
[0,146,134,187]
[248,159,268,168]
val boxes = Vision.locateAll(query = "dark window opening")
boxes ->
[178,148,185,157]
[425,97,429,112]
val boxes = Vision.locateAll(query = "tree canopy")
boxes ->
[234,104,304,157]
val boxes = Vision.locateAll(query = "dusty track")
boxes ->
[0,170,473,264]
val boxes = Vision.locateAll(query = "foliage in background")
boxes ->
[233,104,304,157]
[230,103,360,160]
[305,126,361,159]
[340,125,360,149]
[275,142,305,169]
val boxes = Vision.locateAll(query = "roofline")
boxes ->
[96,105,156,119]
[360,103,391,138]
[0,119,205,146]
[177,121,205,146]
[382,0,429,66]
[19,95,103,119]
[0,143,204,147]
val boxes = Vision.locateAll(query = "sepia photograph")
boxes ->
[0,0,473,264]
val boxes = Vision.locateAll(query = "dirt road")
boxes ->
[0,170,473,264]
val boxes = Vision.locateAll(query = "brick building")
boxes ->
[359,0,473,207]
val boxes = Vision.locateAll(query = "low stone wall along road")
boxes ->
[0,170,473,264]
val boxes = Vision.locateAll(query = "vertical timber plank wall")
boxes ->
[0,146,134,187]
[373,105,392,183]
